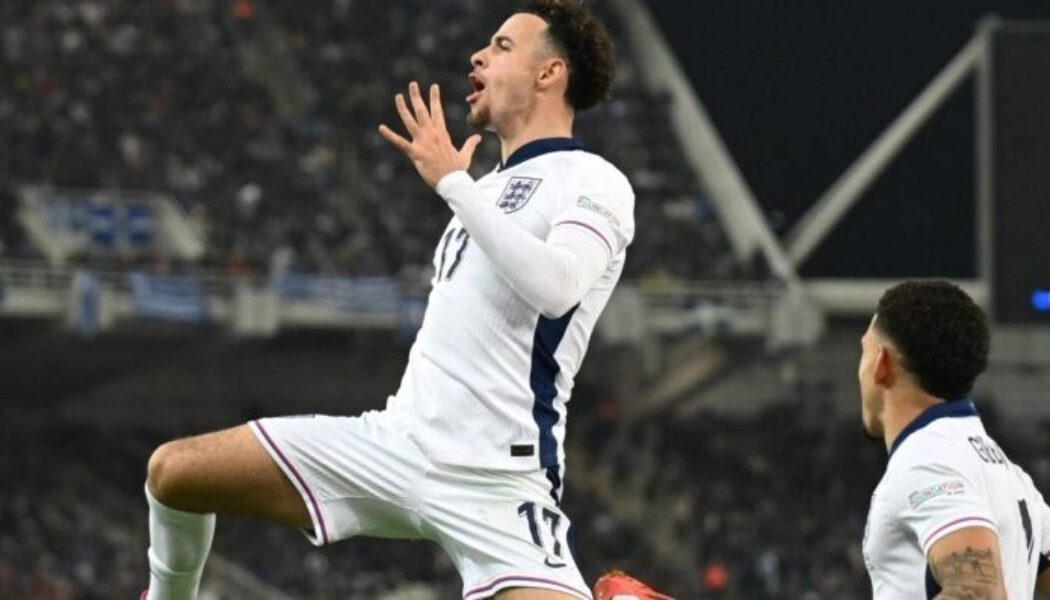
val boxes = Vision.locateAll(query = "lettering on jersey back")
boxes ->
[497,177,542,213]
[968,436,1008,467]
[1019,499,1035,558]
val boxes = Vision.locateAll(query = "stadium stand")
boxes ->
[0,1,919,598]
[0,0,737,280]
[5,381,1049,598]
[0,412,632,598]
[5,0,1050,598]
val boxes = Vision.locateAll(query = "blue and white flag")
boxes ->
[273,274,401,314]
[128,272,208,323]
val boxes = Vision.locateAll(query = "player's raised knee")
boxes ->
[147,439,191,504]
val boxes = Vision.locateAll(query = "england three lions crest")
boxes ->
[497,177,542,214]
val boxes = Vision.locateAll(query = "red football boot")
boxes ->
[593,570,675,600]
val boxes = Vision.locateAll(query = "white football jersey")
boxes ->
[864,399,1050,598]
[387,138,635,471]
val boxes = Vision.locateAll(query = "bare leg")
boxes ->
[144,424,310,600]
[147,424,310,527]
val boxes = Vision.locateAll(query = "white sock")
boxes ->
[145,484,216,600]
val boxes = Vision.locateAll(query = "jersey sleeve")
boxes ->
[549,166,635,259]
[893,458,998,557]
[436,169,621,317]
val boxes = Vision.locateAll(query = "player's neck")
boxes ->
[498,106,574,164]
[882,391,943,452]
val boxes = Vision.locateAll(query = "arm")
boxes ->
[927,526,1007,600]
[378,81,629,317]
[893,454,1005,599]
[1039,568,1050,595]
[437,171,609,317]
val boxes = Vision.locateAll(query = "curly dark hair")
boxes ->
[875,280,990,400]
[519,0,615,111]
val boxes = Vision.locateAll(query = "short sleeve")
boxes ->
[550,166,635,259]
[894,459,998,557]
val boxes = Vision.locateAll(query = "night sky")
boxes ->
[647,1,1050,278]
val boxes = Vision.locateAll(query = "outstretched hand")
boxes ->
[379,81,483,189]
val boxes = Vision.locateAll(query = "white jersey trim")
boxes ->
[921,515,998,555]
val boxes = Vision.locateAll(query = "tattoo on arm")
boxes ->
[931,546,1005,600]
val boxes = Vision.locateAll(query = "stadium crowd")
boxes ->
[593,390,884,598]
[0,1,963,599]
[0,412,648,599]
[0,426,146,599]
[0,0,738,280]
[5,386,1048,598]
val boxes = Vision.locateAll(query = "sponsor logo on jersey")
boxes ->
[908,479,966,509]
[497,177,542,213]
[577,196,620,227]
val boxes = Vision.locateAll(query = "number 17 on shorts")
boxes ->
[452,494,592,600]
[518,501,569,568]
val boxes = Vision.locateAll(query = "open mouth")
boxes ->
[467,73,486,104]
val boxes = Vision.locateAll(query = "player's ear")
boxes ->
[872,344,894,387]
[536,57,568,91]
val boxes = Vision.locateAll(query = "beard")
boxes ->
[467,103,490,130]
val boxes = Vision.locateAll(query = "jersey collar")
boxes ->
[888,398,979,458]
[498,137,585,171]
